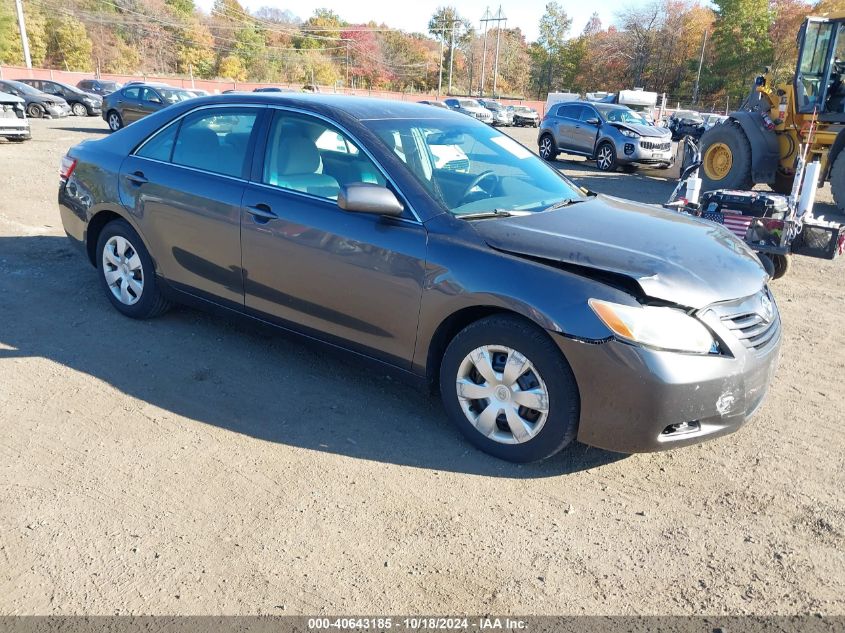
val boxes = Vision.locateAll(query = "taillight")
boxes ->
[60,155,77,182]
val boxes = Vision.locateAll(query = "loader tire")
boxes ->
[829,150,845,213]
[700,120,753,192]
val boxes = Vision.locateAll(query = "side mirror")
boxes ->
[337,183,404,217]
[586,117,601,126]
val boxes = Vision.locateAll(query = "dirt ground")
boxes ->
[0,117,843,616]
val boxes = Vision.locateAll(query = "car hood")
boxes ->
[469,194,767,309]
[609,122,668,137]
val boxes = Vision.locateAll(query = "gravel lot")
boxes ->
[1,117,843,616]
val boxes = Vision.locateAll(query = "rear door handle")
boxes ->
[126,171,148,185]
[245,203,276,221]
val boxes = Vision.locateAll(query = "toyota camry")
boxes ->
[58,94,781,462]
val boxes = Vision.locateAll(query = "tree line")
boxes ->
[0,0,843,107]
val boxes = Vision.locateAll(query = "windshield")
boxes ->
[484,101,503,110]
[599,106,648,125]
[364,118,584,216]
[458,99,480,109]
[159,88,194,103]
[5,81,42,95]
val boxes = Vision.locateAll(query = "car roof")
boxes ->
[184,93,467,121]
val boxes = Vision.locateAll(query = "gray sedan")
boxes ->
[58,94,779,462]
[539,102,673,171]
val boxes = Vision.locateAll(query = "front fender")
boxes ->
[411,221,637,375]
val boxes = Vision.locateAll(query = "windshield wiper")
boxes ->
[544,198,585,211]
[458,209,519,220]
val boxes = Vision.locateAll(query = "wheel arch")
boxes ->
[595,137,617,160]
[425,306,548,392]
[728,111,780,184]
[85,208,148,268]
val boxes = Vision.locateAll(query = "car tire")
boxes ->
[596,142,617,171]
[71,102,88,117]
[771,254,791,280]
[439,314,580,463]
[96,219,171,319]
[539,134,557,161]
[107,110,123,132]
[26,103,44,118]
[8,135,30,142]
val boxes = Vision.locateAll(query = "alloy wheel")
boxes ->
[539,136,553,160]
[108,112,122,131]
[101,235,144,305]
[597,145,614,170]
[455,345,550,445]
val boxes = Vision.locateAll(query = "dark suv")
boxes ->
[17,79,102,117]
[77,79,121,97]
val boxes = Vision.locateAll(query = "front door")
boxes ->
[119,105,264,304]
[240,109,427,367]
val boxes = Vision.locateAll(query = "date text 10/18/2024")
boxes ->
[307,617,528,630]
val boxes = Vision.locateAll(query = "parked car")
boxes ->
[254,87,296,93]
[58,94,780,462]
[701,113,729,130]
[668,110,706,141]
[77,79,122,96]
[102,83,195,131]
[0,90,31,142]
[539,101,673,171]
[418,100,450,109]
[507,105,539,127]
[444,98,493,124]
[17,79,102,117]
[187,89,211,97]
[478,99,513,126]
[0,80,70,118]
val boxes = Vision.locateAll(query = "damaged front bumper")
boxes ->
[555,291,782,453]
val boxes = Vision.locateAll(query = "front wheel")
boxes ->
[439,315,580,462]
[71,102,88,117]
[26,103,44,118]
[699,120,753,191]
[107,110,123,132]
[596,142,617,171]
[538,134,557,161]
[96,219,171,319]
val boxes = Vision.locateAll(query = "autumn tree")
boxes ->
[708,0,774,99]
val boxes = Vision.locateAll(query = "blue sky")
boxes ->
[194,0,637,41]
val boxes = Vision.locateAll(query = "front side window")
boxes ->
[364,117,584,216]
[262,111,385,200]
[169,108,259,178]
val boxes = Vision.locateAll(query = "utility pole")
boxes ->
[14,0,32,69]
[692,29,707,104]
[447,18,458,96]
[479,7,491,97]
[345,40,350,88]
[491,6,506,97]
[437,28,445,98]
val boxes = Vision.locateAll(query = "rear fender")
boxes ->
[731,111,779,184]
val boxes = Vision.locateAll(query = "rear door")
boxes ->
[118,87,142,122]
[119,105,265,304]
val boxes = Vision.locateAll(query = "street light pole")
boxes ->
[492,6,506,97]
[479,7,491,97]
[447,18,457,96]
[692,29,707,104]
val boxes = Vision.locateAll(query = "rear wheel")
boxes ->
[829,150,845,212]
[439,315,580,463]
[539,134,557,161]
[700,120,753,191]
[96,219,170,319]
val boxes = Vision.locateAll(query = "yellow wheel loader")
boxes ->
[699,13,845,211]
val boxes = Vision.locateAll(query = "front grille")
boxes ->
[640,140,671,151]
[710,289,780,352]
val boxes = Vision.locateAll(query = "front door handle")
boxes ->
[245,203,276,221]
[126,171,148,185]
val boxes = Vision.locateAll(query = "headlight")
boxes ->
[588,299,717,354]
[619,128,640,138]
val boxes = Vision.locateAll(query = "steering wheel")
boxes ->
[459,170,499,204]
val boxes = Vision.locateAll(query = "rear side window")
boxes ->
[558,104,584,120]
[171,108,258,178]
[123,87,140,99]
[136,121,179,162]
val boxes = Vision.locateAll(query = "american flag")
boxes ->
[701,210,754,239]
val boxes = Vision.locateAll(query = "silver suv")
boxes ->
[538,102,673,171]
